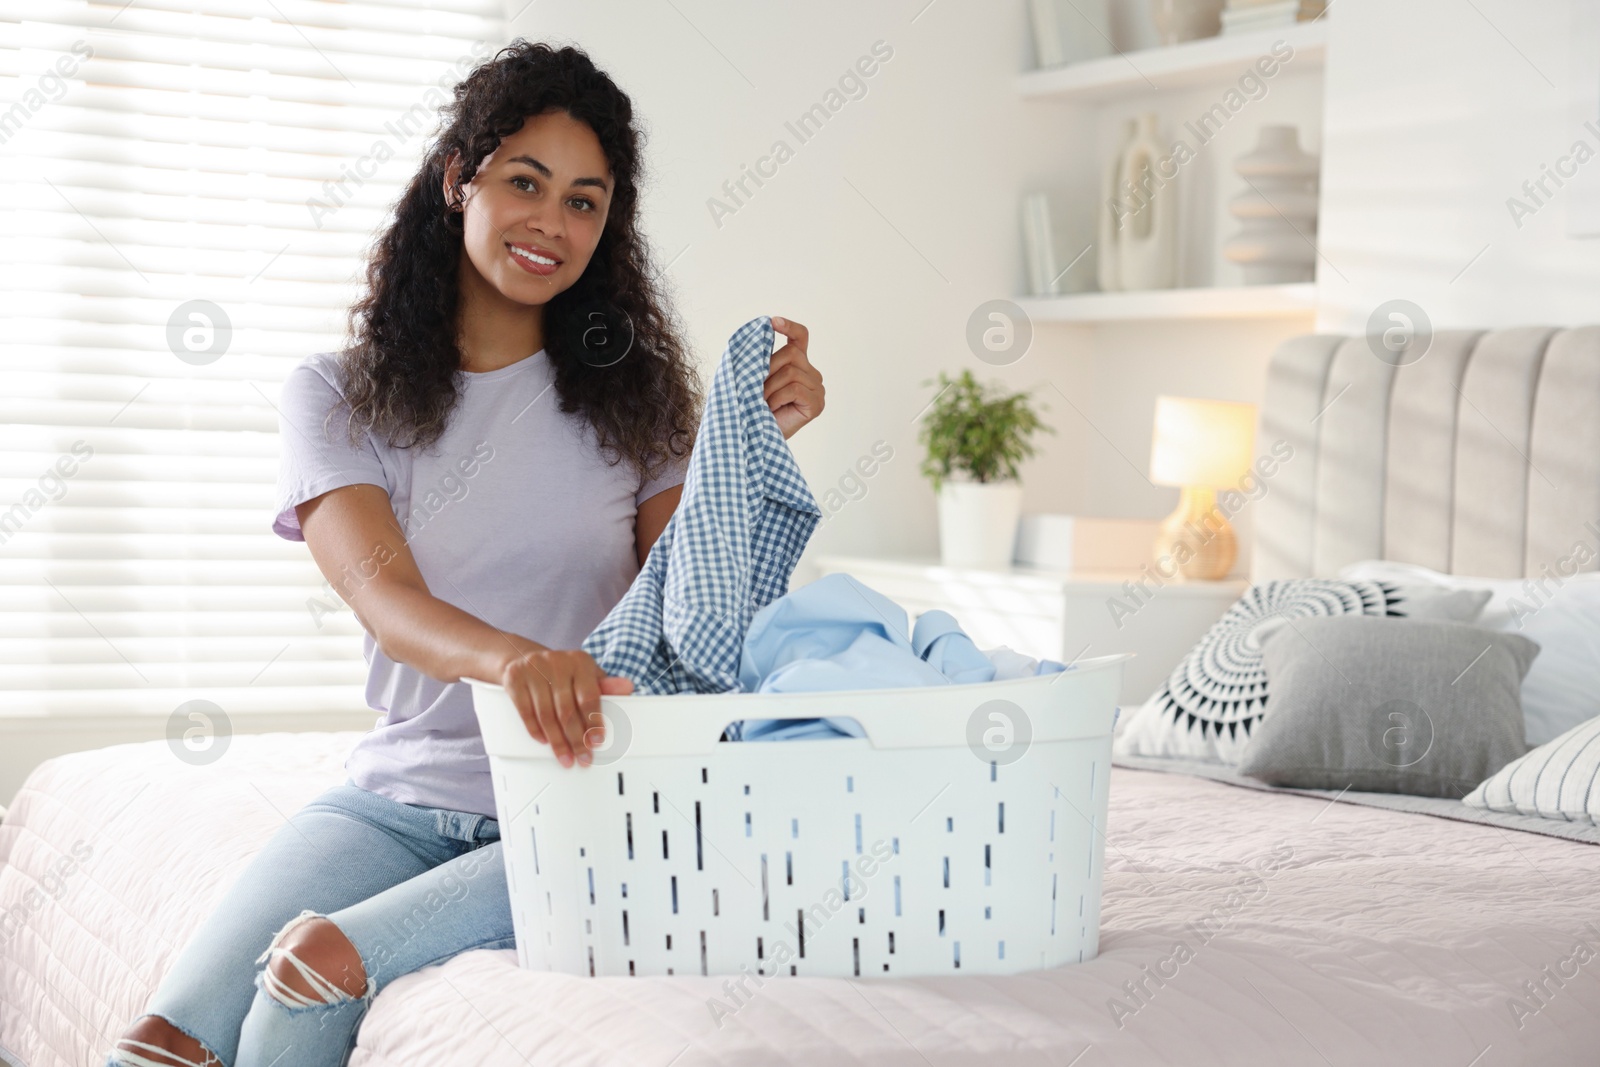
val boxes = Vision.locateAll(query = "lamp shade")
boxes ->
[1149,395,1257,488]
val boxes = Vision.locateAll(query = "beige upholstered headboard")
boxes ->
[1251,325,1600,582]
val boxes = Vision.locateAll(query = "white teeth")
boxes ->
[510,245,557,266]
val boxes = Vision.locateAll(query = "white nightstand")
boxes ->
[809,554,1246,705]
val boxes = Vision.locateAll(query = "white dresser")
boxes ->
[809,554,1246,705]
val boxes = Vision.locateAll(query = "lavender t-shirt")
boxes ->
[272,349,689,817]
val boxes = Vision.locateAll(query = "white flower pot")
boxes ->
[936,480,1024,568]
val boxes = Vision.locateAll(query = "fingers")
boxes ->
[550,673,588,767]
[766,381,810,412]
[504,653,575,767]
[764,321,822,425]
[534,677,576,768]
[770,315,808,355]
[504,650,628,770]
[512,665,563,760]
[767,340,812,373]
[762,361,809,403]
[499,651,550,747]
[511,681,547,746]
[572,666,604,760]
[540,700,572,767]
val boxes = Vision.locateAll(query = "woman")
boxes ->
[108,39,823,1067]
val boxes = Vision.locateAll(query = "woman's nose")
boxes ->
[523,204,561,242]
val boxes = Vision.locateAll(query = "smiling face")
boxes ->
[445,108,614,305]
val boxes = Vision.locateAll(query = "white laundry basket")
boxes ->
[468,652,1129,979]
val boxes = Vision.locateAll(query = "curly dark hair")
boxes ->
[333,39,701,487]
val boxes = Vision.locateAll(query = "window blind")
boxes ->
[0,0,504,719]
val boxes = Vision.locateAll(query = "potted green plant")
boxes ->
[918,369,1054,568]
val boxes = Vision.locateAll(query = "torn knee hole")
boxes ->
[110,1042,220,1067]
[256,909,372,1008]
[110,1014,220,1067]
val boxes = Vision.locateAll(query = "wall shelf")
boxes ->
[1016,20,1328,102]
[1016,283,1317,323]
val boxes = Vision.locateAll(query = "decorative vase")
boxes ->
[1097,118,1137,292]
[1150,0,1225,45]
[1116,112,1178,290]
[937,480,1024,569]
[1223,124,1319,284]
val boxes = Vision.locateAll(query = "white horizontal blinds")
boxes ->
[0,1,502,717]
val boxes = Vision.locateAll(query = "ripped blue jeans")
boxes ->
[106,779,514,1067]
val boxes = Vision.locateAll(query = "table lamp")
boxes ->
[1148,395,1257,580]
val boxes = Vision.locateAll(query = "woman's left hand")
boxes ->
[766,315,824,440]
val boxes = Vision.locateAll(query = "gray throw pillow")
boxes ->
[1236,615,1539,797]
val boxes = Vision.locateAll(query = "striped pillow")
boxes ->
[1464,716,1600,824]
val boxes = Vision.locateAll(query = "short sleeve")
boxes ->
[635,443,691,507]
[271,354,390,541]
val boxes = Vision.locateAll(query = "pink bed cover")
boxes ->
[3,732,1598,1067]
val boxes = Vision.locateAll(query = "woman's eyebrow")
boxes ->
[505,154,609,190]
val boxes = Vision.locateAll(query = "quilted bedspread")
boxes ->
[4,731,1600,1067]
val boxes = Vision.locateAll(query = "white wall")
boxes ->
[1315,0,1600,333]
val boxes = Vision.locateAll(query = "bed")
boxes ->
[5,324,1600,1066]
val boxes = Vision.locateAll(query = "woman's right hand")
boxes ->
[499,647,635,768]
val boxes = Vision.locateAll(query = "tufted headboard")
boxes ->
[1250,325,1600,582]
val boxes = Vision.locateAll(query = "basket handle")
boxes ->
[715,716,867,743]
[463,653,1130,758]
[461,677,868,754]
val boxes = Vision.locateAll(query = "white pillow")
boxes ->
[1463,714,1600,824]
[1339,560,1600,745]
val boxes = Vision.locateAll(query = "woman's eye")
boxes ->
[511,177,592,212]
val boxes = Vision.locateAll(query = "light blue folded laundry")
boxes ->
[725,573,1070,741]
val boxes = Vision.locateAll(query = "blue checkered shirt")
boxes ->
[581,315,821,726]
